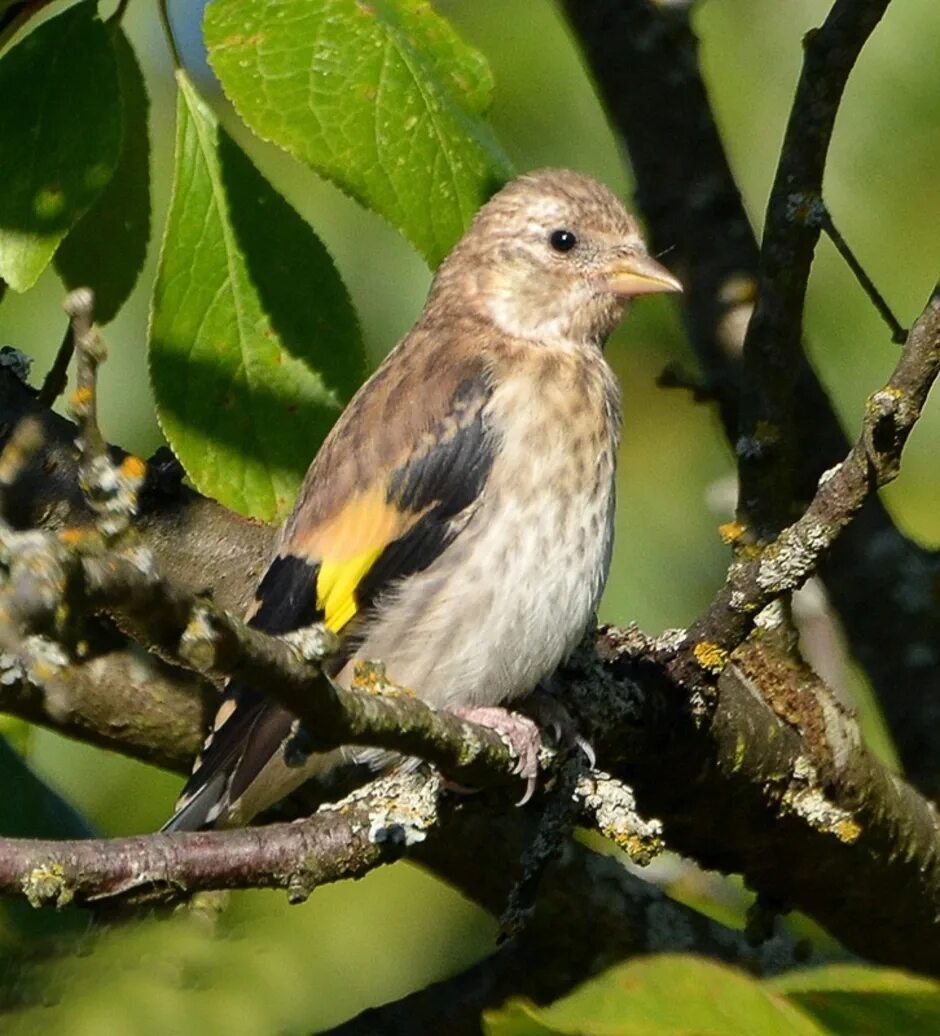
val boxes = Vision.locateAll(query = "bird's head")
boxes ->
[430,168,682,349]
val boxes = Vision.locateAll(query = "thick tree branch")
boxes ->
[0,635,212,773]
[0,527,528,798]
[0,346,529,805]
[562,0,940,797]
[0,274,938,977]
[583,626,940,974]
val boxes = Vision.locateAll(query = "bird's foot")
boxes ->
[523,686,596,769]
[451,705,543,805]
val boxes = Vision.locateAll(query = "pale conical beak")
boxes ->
[604,251,683,298]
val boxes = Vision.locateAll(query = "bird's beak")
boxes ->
[604,250,683,298]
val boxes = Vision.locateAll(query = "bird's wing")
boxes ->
[163,345,497,830]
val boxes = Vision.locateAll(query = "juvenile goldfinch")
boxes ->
[164,169,681,831]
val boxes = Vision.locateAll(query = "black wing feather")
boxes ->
[163,373,496,831]
[358,376,496,610]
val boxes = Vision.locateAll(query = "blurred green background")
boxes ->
[0,0,938,1030]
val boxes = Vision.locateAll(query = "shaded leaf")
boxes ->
[204,0,513,267]
[4,867,487,1032]
[769,964,940,1035]
[55,26,150,324]
[0,2,121,291]
[0,737,91,950]
[0,738,93,841]
[150,73,364,522]
[485,955,825,1036]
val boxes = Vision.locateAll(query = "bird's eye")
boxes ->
[549,229,577,253]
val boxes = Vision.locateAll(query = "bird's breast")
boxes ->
[340,345,621,711]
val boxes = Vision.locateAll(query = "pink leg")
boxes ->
[451,706,543,804]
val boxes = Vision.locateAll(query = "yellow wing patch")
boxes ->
[295,485,424,634]
[317,549,384,632]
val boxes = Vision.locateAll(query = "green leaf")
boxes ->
[150,73,364,522]
[485,955,825,1036]
[769,964,940,1035]
[0,737,91,948]
[0,2,121,291]
[0,714,31,756]
[203,0,513,267]
[54,26,150,324]
[0,736,93,839]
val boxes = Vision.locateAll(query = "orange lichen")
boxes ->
[718,520,746,544]
[834,818,863,844]
[120,455,147,481]
[69,386,93,408]
[693,641,729,674]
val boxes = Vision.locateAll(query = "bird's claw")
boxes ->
[452,705,543,805]
[524,686,596,769]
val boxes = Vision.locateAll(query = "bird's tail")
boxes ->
[160,684,295,832]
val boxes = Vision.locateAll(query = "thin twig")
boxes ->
[0,791,399,907]
[38,288,98,412]
[62,289,147,542]
[66,288,106,460]
[0,416,44,502]
[110,0,131,26]
[156,0,183,69]
[37,322,76,409]
[816,206,908,343]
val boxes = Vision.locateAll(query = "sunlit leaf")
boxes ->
[485,955,825,1035]
[204,0,513,267]
[769,964,940,1035]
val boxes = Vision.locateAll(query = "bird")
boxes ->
[163,168,681,832]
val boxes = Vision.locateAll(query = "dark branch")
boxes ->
[738,0,893,534]
[562,0,940,798]
[676,283,940,681]
[0,278,938,976]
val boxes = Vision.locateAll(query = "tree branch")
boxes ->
[0,522,528,798]
[0,777,411,907]
[332,804,824,1036]
[737,0,893,533]
[675,282,940,683]
[562,0,940,798]
[0,274,938,977]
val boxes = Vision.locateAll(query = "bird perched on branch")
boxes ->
[163,168,681,831]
